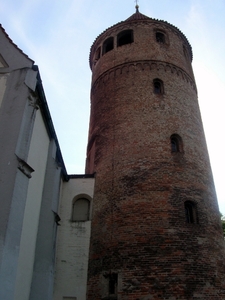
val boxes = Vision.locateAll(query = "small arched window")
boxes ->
[117,30,133,47]
[72,198,90,221]
[171,138,178,152]
[170,134,183,153]
[156,32,165,44]
[184,201,197,223]
[103,37,114,55]
[153,78,164,94]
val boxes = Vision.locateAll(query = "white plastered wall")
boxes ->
[14,109,50,300]
[54,177,95,300]
[0,74,9,108]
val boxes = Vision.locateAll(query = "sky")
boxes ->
[0,0,225,213]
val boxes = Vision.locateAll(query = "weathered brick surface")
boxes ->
[86,14,225,300]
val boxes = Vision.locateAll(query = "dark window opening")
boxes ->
[109,273,118,295]
[170,134,183,153]
[156,32,165,43]
[117,30,133,47]
[103,37,114,55]
[153,78,164,94]
[184,201,197,223]
[171,139,178,152]
[171,136,179,152]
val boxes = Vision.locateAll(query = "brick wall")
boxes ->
[54,177,95,300]
[86,15,225,300]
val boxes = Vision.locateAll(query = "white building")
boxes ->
[0,24,94,300]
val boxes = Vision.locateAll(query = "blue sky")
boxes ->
[1,0,225,213]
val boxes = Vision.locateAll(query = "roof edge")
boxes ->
[0,23,34,64]
[89,12,193,68]
[33,65,68,180]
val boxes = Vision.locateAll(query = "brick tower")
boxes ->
[86,6,225,299]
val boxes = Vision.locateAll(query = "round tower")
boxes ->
[86,7,225,299]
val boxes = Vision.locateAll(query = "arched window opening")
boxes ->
[170,134,183,153]
[72,198,90,221]
[184,201,197,224]
[103,37,114,55]
[171,138,178,152]
[117,30,133,47]
[156,32,165,43]
[153,78,164,94]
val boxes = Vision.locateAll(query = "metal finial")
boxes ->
[135,0,139,12]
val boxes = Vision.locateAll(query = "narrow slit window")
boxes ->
[171,136,179,152]
[117,30,133,47]
[170,134,183,153]
[184,201,197,223]
[153,78,164,95]
[102,37,114,55]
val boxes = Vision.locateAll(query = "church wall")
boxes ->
[14,108,50,300]
[53,177,95,300]
[0,24,76,300]
[0,25,35,268]
[0,68,38,300]
[0,73,8,108]
[0,69,30,257]
[29,140,62,300]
